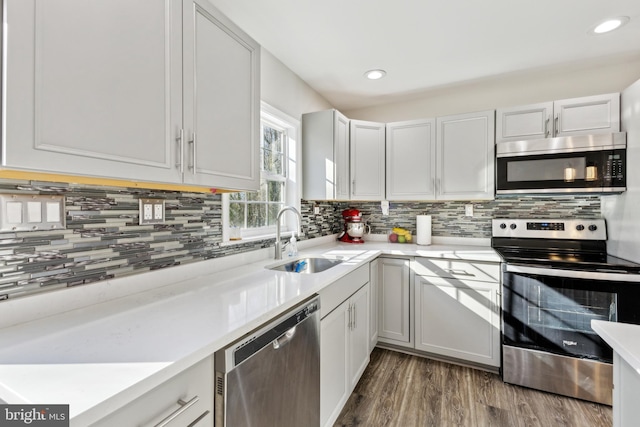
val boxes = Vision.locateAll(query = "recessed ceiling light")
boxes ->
[364,69,386,80]
[589,16,629,35]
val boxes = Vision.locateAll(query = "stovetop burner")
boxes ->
[491,218,640,274]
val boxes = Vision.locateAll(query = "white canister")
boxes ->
[416,215,432,245]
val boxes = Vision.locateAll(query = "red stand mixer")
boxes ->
[338,209,370,243]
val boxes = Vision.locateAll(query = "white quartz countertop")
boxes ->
[0,238,499,425]
[592,320,640,374]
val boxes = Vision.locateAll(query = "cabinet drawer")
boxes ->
[413,258,500,283]
[319,264,369,319]
[92,357,213,427]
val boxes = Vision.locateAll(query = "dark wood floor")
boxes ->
[334,348,612,427]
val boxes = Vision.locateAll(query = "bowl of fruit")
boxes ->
[388,227,412,243]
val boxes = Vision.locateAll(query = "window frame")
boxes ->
[222,102,300,243]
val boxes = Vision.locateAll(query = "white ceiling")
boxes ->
[208,0,640,111]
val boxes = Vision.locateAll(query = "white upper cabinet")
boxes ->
[302,110,350,200]
[386,119,436,200]
[436,110,495,200]
[182,0,260,190]
[3,0,183,184]
[554,93,620,137]
[497,93,620,143]
[350,120,385,200]
[496,102,554,142]
[2,0,260,191]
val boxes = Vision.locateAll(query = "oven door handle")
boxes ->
[504,264,640,282]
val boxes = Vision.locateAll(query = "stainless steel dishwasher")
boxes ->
[214,296,320,427]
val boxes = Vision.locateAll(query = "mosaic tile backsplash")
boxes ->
[333,195,601,238]
[0,179,600,301]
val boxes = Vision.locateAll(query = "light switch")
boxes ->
[27,202,42,223]
[46,202,61,223]
[7,202,23,224]
[0,194,65,231]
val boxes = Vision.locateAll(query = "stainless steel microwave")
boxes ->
[496,133,626,194]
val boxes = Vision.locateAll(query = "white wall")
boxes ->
[343,53,640,122]
[260,48,333,120]
[602,76,640,263]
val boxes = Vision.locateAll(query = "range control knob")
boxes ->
[576,224,585,231]
[499,223,507,229]
[510,223,517,230]
[588,224,598,232]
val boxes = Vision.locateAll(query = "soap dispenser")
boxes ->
[288,233,298,257]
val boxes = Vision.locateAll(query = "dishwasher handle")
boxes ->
[273,327,297,349]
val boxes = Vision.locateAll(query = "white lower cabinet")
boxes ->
[320,280,370,427]
[91,356,213,427]
[413,258,501,368]
[377,257,412,348]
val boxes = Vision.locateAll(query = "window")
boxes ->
[222,102,300,242]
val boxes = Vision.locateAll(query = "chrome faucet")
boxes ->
[275,206,302,260]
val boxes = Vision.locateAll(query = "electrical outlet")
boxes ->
[314,205,320,215]
[139,198,165,225]
[465,204,474,217]
[154,203,163,220]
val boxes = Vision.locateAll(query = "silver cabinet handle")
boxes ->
[353,303,358,329]
[154,395,199,427]
[188,132,197,175]
[544,117,550,137]
[352,179,356,196]
[176,129,184,173]
[554,114,559,136]
[348,303,353,330]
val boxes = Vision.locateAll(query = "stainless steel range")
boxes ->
[492,218,640,405]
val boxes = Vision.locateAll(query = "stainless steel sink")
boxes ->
[267,257,344,274]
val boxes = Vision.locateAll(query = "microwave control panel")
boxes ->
[603,150,625,182]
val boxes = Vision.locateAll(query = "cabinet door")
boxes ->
[369,259,379,352]
[349,284,370,390]
[350,120,386,200]
[378,258,412,346]
[335,112,351,200]
[554,93,620,137]
[436,110,495,200]
[182,0,260,191]
[320,299,350,427]
[496,102,553,142]
[414,275,500,367]
[386,119,436,200]
[3,0,183,183]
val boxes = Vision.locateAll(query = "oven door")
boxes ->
[502,265,623,362]
[495,148,626,194]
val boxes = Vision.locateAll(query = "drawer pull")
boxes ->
[154,395,199,427]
